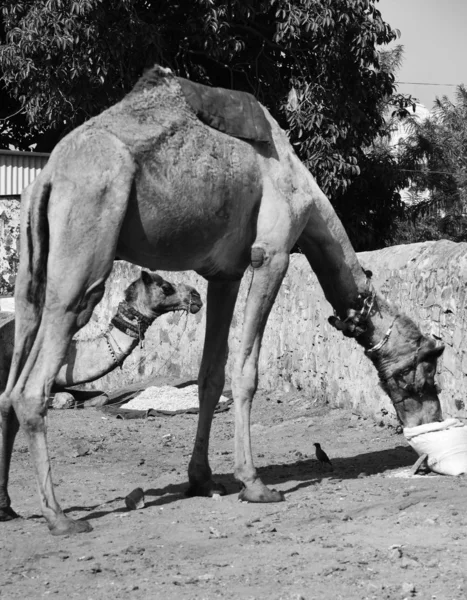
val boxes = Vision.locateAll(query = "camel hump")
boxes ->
[130,64,272,144]
[177,77,273,144]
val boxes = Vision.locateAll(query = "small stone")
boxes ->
[197,573,214,581]
[162,433,173,446]
[357,472,367,478]
[50,392,75,410]
[90,563,102,574]
[209,527,227,539]
[401,557,418,569]
[388,546,403,559]
[401,582,416,595]
[73,442,90,457]
[125,487,145,510]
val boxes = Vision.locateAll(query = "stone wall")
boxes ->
[78,240,467,424]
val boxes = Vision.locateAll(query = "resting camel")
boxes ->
[0,66,444,535]
[0,270,202,391]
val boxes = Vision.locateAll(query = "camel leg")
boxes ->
[0,406,20,520]
[0,183,44,521]
[233,248,290,502]
[11,307,99,535]
[4,136,134,535]
[187,280,240,497]
[10,268,118,536]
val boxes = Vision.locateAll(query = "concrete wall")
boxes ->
[78,240,467,424]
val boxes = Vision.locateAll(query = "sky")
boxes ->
[377,0,467,110]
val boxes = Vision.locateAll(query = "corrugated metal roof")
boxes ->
[0,149,50,197]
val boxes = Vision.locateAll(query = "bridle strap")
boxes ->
[366,316,398,354]
[110,301,157,345]
[380,340,423,404]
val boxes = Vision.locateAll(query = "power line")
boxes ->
[396,81,458,87]
[399,168,460,176]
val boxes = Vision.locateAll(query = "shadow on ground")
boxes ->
[49,445,417,524]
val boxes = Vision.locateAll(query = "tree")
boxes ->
[319,45,415,250]
[394,85,467,244]
[1,2,397,153]
[2,1,417,249]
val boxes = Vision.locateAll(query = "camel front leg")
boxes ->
[187,280,240,497]
[234,250,289,502]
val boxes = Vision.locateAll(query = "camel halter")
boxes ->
[111,301,157,348]
[365,316,398,354]
[378,339,424,405]
[329,271,377,338]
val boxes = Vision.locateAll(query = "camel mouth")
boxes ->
[163,301,202,316]
[189,302,202,314]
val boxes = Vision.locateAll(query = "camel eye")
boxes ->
[161,283,175,296]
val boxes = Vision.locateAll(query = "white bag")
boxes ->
[404,418,467,476]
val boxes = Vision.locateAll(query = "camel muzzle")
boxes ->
[189,291,203,314]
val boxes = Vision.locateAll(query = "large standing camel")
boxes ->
[0,66,444,535]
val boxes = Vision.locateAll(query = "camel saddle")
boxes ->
[177,77,272,145]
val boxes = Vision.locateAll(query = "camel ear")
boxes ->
[418,341,445,363]
[141,271,152,286]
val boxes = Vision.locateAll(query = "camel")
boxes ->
[0,66,445,535]
[0,270,202,392]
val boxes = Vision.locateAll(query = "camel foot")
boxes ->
[0,506,20,521]
[238,481,285,503]
[186,479,227,498]
[49,516,93,536]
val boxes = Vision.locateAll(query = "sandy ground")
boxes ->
[1,387,467,600]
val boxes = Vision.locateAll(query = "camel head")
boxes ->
[125,271,203,317]
[366,315,445,428]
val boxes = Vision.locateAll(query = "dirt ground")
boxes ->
[1,387,466,600]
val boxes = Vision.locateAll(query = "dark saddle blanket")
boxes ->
[177,77,272,144]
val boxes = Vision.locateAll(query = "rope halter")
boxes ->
[110,301,157,348]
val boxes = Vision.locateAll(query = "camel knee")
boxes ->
[251,244,290,275]
[199,359,226,391]
[0,392,11,415]
[251,244,269,268]
[232,365,258,400]
[12,393,47,433]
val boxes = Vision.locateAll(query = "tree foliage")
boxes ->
[394,85,467,245]
[1,0,414,249]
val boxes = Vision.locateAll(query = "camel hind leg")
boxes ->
[0,180,48,520]
[4,134,134,534]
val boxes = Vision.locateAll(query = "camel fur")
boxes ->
[0,66,445,535]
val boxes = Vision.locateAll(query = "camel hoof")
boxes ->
[49,517,93,536]
[238,484,285,503]
[0,506,20,521]
[185,479,227,498]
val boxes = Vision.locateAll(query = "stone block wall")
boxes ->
[78,240,467,424]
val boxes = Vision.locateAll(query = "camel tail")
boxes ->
[5,173,52,388]
[24,174,51,310]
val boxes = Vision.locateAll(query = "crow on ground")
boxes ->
[314,442,333,471]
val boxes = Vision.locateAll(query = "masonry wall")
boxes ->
[78,240,467,424]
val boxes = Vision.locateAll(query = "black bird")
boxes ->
[314,442,333,471]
